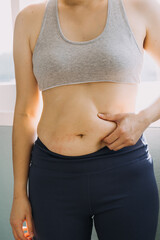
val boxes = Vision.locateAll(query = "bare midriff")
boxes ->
[36,81,139,156]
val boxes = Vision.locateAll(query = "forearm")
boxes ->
[12,113,38,199]
[137,96,160,127]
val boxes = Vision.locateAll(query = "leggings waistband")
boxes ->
[30,133,151,175]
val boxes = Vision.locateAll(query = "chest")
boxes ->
[56,0,145,52]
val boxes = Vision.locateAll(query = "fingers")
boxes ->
[102,127,120,144]
[103,127,126,150]
[11,221,29,240]
[12,228,20,240]
[97,112,124,121]
[106,138,124,150]
[113,143,127,151]
[23,226,33,240]
[26,213,35,238]
[16,222,28,240]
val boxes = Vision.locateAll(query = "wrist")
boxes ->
[13,191,28,199]
[13,194,28,200]
[13,185,27,199]
[137,108,152,128]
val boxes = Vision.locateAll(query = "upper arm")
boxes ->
[13,4,41,119]
[140,0,160,66]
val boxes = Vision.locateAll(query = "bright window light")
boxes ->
[19,0,43,10]
[0,0,14,83]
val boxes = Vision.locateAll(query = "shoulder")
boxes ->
[14,0,48,53]
[16,0,47,17]
[14,0,47,34]
[125,0,160,40]
[129,0,160,24]
[130,0,160,64]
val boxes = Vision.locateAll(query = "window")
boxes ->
[0,0,14,83]
[141,51,159,83]
[19,0,41,10]
[136,51,160,118]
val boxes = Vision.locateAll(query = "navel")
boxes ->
[76,133,85,138]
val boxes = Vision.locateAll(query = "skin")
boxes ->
[9,0,160,239]
[26,0,146,156]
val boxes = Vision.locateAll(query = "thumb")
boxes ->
[25,213,35,238]
[97,112,124,121]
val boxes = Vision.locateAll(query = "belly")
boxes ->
[37,82,139,156]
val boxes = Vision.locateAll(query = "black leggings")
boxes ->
[28,133,159,240]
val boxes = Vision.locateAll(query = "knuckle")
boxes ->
[107,139,112,144]
[124,134,130,142]
[125,135,130,141]
[119,127,125,134]
[132,140,135,145]
[103,138,107,143]
[128,138,135,145]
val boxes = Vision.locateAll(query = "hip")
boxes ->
[29,133,153,176]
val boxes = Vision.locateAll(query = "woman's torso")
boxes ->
[29,0,146,156]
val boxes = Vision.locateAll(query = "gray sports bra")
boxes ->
[32,0,144,91]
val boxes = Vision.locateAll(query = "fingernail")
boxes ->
[98,113,104,116]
